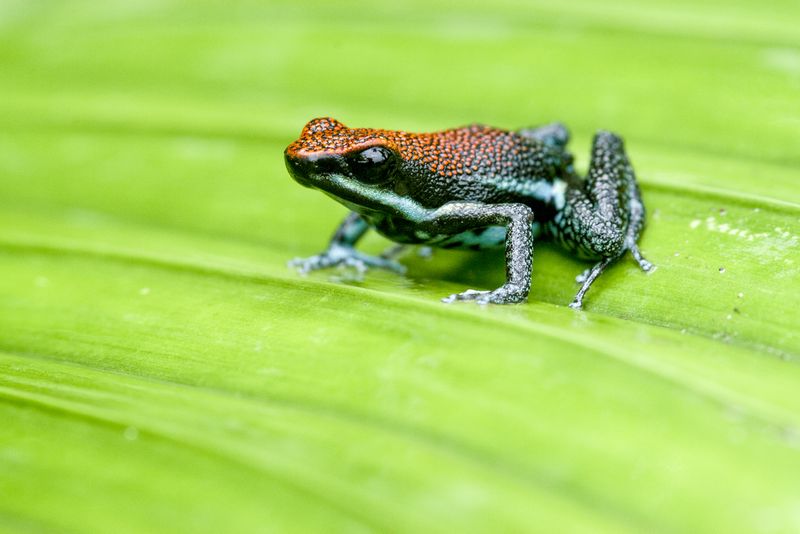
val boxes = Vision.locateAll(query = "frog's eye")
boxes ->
[348,146,397,185]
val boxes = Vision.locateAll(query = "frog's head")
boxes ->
[285,118,416,217]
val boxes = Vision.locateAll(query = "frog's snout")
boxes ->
[284,152,312,187]
[284,150,345,188]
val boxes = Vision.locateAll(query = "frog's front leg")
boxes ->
[551,131,653,309]
[420,202,534,305]
[289,211,406,275]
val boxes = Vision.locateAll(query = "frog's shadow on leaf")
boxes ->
[403,243,590,289]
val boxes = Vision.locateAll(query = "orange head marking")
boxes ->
[301,117,347,136]
[286,117,400,160]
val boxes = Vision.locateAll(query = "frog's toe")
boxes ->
[355,255,407,274]
[628,243,654,273]
[485,285,529,304]
[575,268,591,284]
[341,256,369,275]
[288,246,406,276]
[288,255,328,274]
[334,250,407,275]
[379,244,408,260]
[287,257,303,271]
[635,255,654,272]
[442,289,492,304]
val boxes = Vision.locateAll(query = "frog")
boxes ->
[284,117,652,308]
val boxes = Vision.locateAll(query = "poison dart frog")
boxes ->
[284,118,652,308]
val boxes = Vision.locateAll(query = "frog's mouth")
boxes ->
[285,152,427,222]
[284,151,341,189]
[319,172,428,223]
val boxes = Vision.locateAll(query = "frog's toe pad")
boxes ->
[638,259,654,272]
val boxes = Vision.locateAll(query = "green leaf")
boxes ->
[1,1,799,532]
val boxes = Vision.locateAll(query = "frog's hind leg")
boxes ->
[379,243,408,260]
[517,122,570,149]
[574,244,651,284]
[518,122,576,174]
[629,243,653,272]
[551,131,653,309]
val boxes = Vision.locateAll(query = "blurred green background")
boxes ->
[1,0,799,532]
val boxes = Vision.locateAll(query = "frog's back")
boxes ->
[390,124,570,213]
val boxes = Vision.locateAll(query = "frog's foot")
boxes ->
[442,284,528,305]
[417,246,434,259]
[289,244,406,275]
[380,244,408,261]
[569,256,615,310]
[575,245,653,286]
[629,243,654,273]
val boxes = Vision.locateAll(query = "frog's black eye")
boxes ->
[348,146,397,185]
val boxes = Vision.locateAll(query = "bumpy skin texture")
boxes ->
[284,117,652,307]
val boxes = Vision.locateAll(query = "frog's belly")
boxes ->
[433,222,542,251]
[369,214,541,250]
